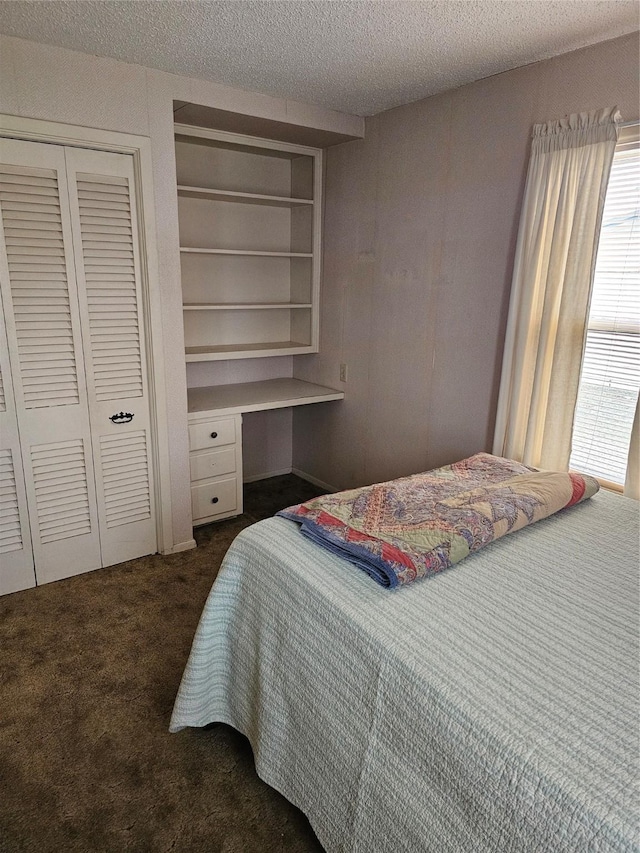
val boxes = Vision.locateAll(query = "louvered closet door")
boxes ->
[65,147,156,567]
[0,285,35,594]
[0,138,102,584]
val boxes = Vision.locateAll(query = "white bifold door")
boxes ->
[0,138,156,595]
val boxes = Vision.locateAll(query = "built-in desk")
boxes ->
[187,379,344,525]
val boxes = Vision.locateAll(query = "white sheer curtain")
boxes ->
[493,107,621,470]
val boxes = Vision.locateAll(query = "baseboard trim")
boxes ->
[242,468,340,492]
[163,538,197,555]
[243,468,292,484]
[292,468,339,493]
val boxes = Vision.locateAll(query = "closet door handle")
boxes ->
[210,431,218,439]
[211,497,219,504]
[109,412,134,424]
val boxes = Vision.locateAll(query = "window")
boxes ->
[570,124,640,487]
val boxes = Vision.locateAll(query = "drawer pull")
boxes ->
[211,497,219,504]
[210,431,218,439]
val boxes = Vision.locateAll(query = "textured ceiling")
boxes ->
[0,1,637,116]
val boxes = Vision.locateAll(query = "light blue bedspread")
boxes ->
[170,489,639,853]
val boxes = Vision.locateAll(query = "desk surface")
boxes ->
[187,378,345,418]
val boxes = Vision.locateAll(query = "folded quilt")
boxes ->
[277,453,599,588]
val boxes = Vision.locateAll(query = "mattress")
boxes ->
[170,488,639,853]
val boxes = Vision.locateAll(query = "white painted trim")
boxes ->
[0,113,175,557]
[2,114,151,155]
[311,148,323,352]
[291,468,339,493]
[174,123,322,158]
[243,467,292,483]
[164,538,197,554]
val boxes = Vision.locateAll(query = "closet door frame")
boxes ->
[0,114,175,558]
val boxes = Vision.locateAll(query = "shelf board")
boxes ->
[183,302,312,311]
[185,340,314,361]
[177,185,313,207]
[180,247,313,258]
[187,378,344,417]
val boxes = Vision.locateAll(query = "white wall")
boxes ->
[0,34,362,548]
[293,32,640,490]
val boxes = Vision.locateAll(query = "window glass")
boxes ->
[570,128,640,485]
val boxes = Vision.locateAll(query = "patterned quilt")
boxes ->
[278,452,599,587]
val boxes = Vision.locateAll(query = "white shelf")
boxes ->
[187,378,345,417]
[183,302,312,311]
[185,341,314,361]
[177,185,313,207]
[180,247,313,258]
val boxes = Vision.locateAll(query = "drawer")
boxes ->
[190,447,236,482]
[188,417,236,452]
[191,477,239,521]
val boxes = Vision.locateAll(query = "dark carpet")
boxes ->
[0,475,326,853]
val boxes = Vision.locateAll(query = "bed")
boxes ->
[170,485,639,853]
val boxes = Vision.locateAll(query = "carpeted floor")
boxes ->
[0,475,326,853]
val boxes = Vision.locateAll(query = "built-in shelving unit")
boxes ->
[175,122,342,525]
[175,124,323,362]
